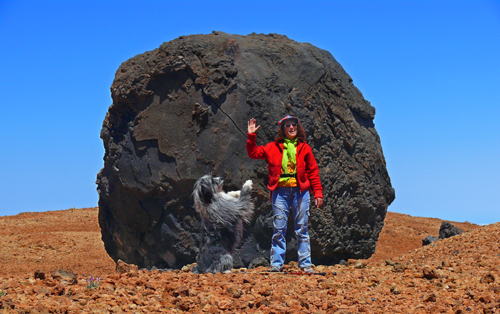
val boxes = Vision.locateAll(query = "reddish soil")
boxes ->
[1,208,498,313]
[0,208,115,278]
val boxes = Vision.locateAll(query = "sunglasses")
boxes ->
[284,123,297,128]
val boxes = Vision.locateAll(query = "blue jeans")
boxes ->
[270,186,311,268]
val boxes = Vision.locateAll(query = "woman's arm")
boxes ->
[304,146,324,207]
[246,119,267,159]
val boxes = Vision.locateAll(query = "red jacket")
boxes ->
[246,133,324,199]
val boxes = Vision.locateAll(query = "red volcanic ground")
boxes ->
[2,208,498,313]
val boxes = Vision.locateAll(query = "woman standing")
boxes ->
[247,115,323,273]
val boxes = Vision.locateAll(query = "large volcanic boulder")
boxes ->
[439,222,463,239]
[96,31,395,269]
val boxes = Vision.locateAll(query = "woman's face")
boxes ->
[283,120,298,139]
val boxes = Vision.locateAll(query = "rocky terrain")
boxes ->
[2,207,499,313]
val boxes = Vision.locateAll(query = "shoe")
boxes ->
[269,266,282,272]
[301,266,314,273]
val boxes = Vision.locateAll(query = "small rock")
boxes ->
[390,285,400,295]
[319,279,336,290]
[439,222,463,239]
[32,286,50,295]
[422,235,439,246]
[354,261,367,269]
[346,259,355,266]
[34,270,45,280]
[392,263,405,273]
[227,287,243,298]
[52,270,77,285]
[173,285,189,297]
[480,273,495,284]
[423,293,437,302]
[489,285,500,293]
[50,284,65,296]
[478,295,492,303]
[218,299,233,310]
[478,260,489,267]
[78,299,88,306]
[116,259,139,274]
[181,263,196,272]
[422,266,443,279]
[176,299,192,311]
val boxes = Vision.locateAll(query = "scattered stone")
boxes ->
[466,289,476,299]
[423,293,437,302]
[50,285,65,296]
[489,285,500,293]
[422,235,439,246]
[422,266,443,279]
[348,259,367,269]
[52,270,77,285]
[392,263,405,273]
[34,270,45,280]
[480,273,495,284]
[32,286,50,295]
[367,275,379,287]
[242,276,255,285]
[478,295,492,303]
[116,259,139,274]
[478,261,489,268]
[390,285,401,295]
[385,260,395,266]
[173,285,189,297]
[181,263,196,272]
[227,287,243,298]
[439,222,463,239]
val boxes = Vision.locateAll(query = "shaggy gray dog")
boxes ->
[192,175,254,273]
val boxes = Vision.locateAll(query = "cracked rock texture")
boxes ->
[96,32,395,270]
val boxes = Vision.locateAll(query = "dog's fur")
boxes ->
[192,175,254,273]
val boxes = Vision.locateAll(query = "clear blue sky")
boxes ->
[1,0,499,225]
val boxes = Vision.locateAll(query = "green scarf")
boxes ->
[279,138,298,184]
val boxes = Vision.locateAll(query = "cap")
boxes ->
[278,115,299,126]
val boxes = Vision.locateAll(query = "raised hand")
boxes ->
[247,118,261,134]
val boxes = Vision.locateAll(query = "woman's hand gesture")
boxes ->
[247,118,261,134]
[315,198,324,208]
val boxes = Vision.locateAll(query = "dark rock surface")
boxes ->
[96,32,395,269]
[439,222,463,239]
[422,222,463,247]
[422,235,439,246]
